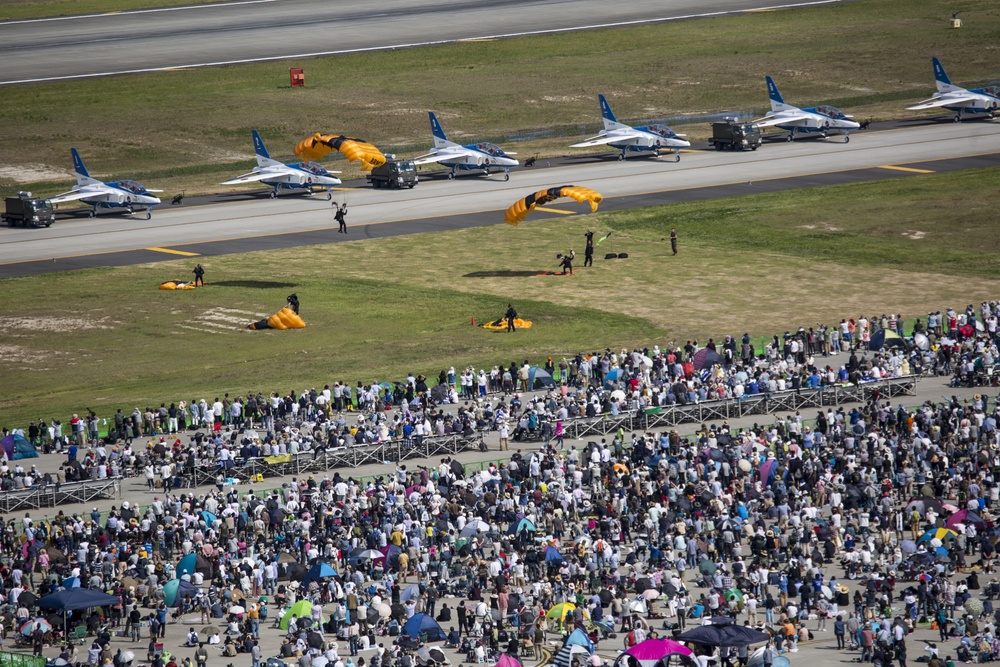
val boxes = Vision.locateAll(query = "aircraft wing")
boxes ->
[48,189,98,204]
[752,113,812,128]
[907,94,980,111]
[221,171,278,185]
[412,148,467,165]
[570,130,646,148]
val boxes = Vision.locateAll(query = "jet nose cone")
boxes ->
[143,195,162,205]
[845,120,861,130]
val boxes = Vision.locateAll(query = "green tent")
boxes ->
[279,599,325,630]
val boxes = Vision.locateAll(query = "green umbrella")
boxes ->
[698,559,717,575]
[724,588,743,602]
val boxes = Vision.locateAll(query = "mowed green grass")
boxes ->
[3,166,1000,427]
[2,0,999,198]
[0,0,227,21]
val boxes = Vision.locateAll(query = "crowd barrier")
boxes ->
[0,478,122,513]
[184,432,481,487]
[562,376,919,439]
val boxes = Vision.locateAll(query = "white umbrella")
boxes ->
[228,605,245,614]
[313,657,329,667]
[121,652,135,664]
[628,599,648,614]
[375,602,392,618]
[640,355,653,368]
[642,589,660,600]
[821,585,832,600]
[610,390,626,401]
[460,520,490,538]
[738,460,752,473]
[931,538,943,548]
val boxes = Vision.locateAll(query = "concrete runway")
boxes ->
[2,120,999,277]
[0,0,848,84]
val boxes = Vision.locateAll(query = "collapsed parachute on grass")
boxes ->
[504,186,602,226]
[482,318,532,330]
[159,280,197,290]
[247,307,306,331]
[294,134,387,171]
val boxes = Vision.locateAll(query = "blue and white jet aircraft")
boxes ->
[570,94,690,162]
[907,57,1000,122]
[413,112,518,180]
[754,76,860,143]
[222,130,341,199]
[49,149,163,219]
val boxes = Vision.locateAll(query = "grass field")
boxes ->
[3,166,1000,428]
[2,0,999,199]
[0,0,225,21]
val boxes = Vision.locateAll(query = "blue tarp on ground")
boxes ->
[545,546,565,565]
[402,613,446,642]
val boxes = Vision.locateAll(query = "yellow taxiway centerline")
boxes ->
[533,207,576,215]
[146,246,200,256]
[878,165,935,174]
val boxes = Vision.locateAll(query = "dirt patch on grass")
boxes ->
[0,344,56,368]
[1,315,115,332]
[0,164,72,183]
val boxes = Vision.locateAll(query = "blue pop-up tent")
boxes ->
[163,579,199,607]
[545,546,565,565]
[403,613,446,642]
[1,434,38,460]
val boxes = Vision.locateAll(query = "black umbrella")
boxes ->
[299,617,313,630]
[450,460,465,478]
[598,590,613,605]
[634,578,654,593]
[677,617,771,647]
[19,591,38,607]
[366,608,379,624]
[390,603,406,621]
[307,631,323,649]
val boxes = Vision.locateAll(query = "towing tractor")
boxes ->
[367,159,418,189]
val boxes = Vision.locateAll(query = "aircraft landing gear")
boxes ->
[127,207,135,215]
[89,209,96,218]
[146,210,152,220]
[787,128,797,142]
[617,151,626,161]
[326,190,333,201]
[674,153,681,163]
[844,135,851,144]
[270,189,278,199]
[447,171,455,180]
[503,168,510,182]
[954,111,964,123]
[653,148,660,157]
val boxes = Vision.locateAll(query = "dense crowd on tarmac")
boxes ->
[6,304,1000,667]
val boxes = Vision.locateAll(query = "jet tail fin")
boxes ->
[428,112,453,149]
[70,148,101,186]
[598,94,629,131]
[251,129,282,168]
[932,57,963,94]
[765,76,796,113]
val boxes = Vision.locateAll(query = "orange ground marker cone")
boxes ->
[471,315,476,326]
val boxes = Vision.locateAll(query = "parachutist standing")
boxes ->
[192,264,205,287]
[334,202,348,233]
[286,293,300,315]
[559,249,575,275]
[584,230,594,267]
[505,304,517,333]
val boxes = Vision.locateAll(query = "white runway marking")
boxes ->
[0,0,844,85]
